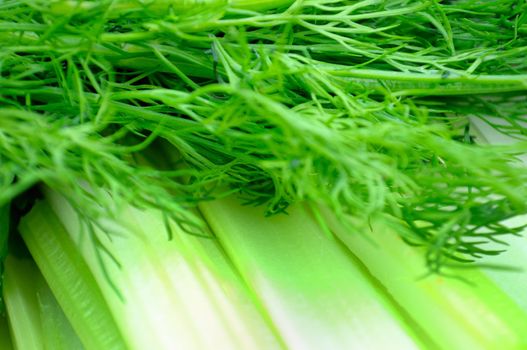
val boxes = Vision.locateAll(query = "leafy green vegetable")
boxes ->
[2,2,527,348]
[1,0,527,280]
[305,122,527,349]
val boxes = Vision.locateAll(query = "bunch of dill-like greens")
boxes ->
[1,0,527,275]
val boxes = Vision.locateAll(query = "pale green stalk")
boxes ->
[25,188,283,350]
[3,255,83,350]
[477,228,527,315]
[38,277,85,350]
[19,204,127,350]
[199,196,433,350]
[3,256,44,350]
[318,208,527,349]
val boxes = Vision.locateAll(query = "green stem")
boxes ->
[326,67,527,95]
[231,0,294,11]
[199,196,433,349]
[3,255,83,350]
[48,0,294,17]
[19,202,127,350]
[40,187,283,350]
[320,209,527,349]
[3,256,42,350]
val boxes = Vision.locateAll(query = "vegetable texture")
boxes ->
[470,119,527,316]
[19,201,126,350]
[314,121,527,349]
[3,254,83,350]
[321,208,527,349]
[2,0,527,272]
[200,196,428,349]
[1,0,527,348]
[20,189,284,350]
[20,188,432,349]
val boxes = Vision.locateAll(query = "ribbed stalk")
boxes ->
[199,196,433,350]
[3,254,83,350]
[320,208,527,349]
[3,256,43,350]
[40,188,282,350]
[19,202,127,350]
[38,275,85,350]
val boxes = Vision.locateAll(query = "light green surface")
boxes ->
[41,189,282,350]
[470,118,527,314]
[323,209,527,350]
[3,255,83,350]
[200,197,430,350]
[3,256,45,350]
[38,276,84,350]
[19,202,127,350]
[479,232,527,314]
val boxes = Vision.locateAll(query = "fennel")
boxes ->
[3,254,84,350]
[1,0,527,285]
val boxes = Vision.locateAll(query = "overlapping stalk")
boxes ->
[200,197,429,349]
[1,1,527,349]
[310,120,527,349]
[3,255,84,350]
[18,190,284,350]
[2,0,527,271]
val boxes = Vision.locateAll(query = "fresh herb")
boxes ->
[1,0,527,276]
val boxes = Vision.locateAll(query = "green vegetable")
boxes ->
[20,186,435,349]
[20,189,284,350]
[470,119,527,315]
[19,201,127,350]
[320,208,527,349]
[3,255,44,350]
[3,254,84,350]
[309,122,527,349]
[2,0,527,272]
[1,0,527,348]
[200,196,432,349]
